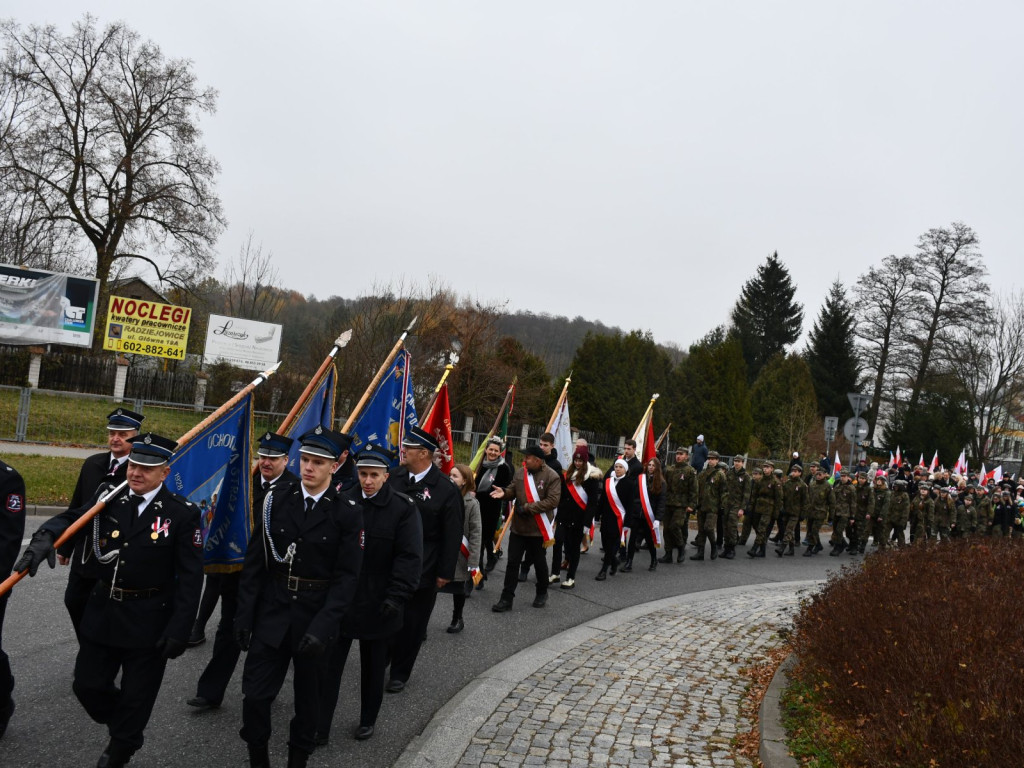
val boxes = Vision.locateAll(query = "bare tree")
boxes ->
[905,222,990,411]
[853,254,915,434]
[946,293,1024,463]
[0,15,225,345]
[222,232,284,321]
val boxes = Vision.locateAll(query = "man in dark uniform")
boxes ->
[0,460,26,739]
[234,427,364,768]
[187,432,299,712]
[59,408,143,635]
[385,426,463,694]
[15,432,203,768]
[316,444,422,744]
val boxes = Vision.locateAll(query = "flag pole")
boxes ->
[481,379,517,448]
[421,363,455,424]
[276,329,352,435]
[631,393,659,443]
[0,361,282,599]
[655,423,672,449]
[544,373,572,433]
[341,316,418,432]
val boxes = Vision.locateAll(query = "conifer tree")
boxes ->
[730,252,804,382]
[806,280,861,419]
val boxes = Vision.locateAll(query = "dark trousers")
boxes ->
[64,567,96,637]
[318,637,390,738]
[554,521,585,578]
[194,572,241,704]
[73,638,168,755]
[478,506,501,569]
[627,524,657,563]
[388,586,438,685]
[193,573,224,636]
[240,635,320,755]
[502,533,548,601]
[0,596,12,705]
[600,513,622,567]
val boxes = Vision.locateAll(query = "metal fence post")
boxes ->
[16,387,30,442]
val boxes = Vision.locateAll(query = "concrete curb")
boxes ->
[759,654,799,768]
[393,580,821,768]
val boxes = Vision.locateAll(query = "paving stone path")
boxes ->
[453,583,808,768]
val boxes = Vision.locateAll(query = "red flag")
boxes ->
[641,417,656,463]
[420,383,454,475]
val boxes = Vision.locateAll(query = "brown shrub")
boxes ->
[790,538,1024,767]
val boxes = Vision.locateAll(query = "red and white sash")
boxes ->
[460,535,471,560]
[460,535,482,584]
[523,463,555,546]
[605,476,627,534]
[565,474,589,510]
[638,474,662,548]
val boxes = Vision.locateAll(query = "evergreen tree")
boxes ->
[731,252,804,382]
[806,280,861,420]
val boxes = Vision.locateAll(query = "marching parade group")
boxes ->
[0,407,1022,768]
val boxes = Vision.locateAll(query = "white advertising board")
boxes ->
[203,314,282,371]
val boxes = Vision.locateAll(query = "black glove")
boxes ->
[235,628,251,651]
[380,599,401,619]
[296,633,325,658]
[156,637,187,660]
[14,531,56,577]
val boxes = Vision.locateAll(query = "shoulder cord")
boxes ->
[262,490,296,566]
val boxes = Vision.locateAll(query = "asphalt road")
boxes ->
[3,523,846,768]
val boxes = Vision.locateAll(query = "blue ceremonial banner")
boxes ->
[282,365,337,473]
[166,393,254,572]
[349,349,418,465]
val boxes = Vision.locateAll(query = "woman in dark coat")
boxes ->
[623,458,666,572]
[474,438,513,579]
[551,448,602,588]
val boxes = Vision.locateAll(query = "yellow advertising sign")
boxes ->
[102,295,191,360]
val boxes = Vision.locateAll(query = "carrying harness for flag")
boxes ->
[522,462,555,547]
[638,474,662,549]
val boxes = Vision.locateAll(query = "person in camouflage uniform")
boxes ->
[829,469,856,555]
[803,465,834,556]
[958,491,977,536]
[776,464,807,556]
[689,451,727,561]
[933,486,955,541]
[847,471,874,555]
[660,447,697,563]
[739,465,763,548]
[719,455,752,560]
[975,486,994,535]
[909,482,934,543]
[888,479,911,547]
[749,460,782,558]
[870,472,891,551]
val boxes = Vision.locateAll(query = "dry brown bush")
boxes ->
[790,538,1024,767]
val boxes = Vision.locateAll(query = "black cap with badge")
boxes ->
[257,432,294,458]
[298,426,351,460]
[127,433,178,466]
[107,408,144,431]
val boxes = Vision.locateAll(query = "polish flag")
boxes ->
[929,452,939,474]
[953,450,968,476]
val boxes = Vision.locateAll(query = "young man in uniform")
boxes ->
[235,426,364,768]
[0,459,26,739]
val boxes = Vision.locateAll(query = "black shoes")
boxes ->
[690,552,705,561]
[247,743,271,768]
[0,698,13,740]
[186,696,220,710]
[721,548,735,559]
[446,618,464,633]
[492,599,513,613]
[595,566,608,581]
[532,594,547,608]
[354,725,375,740]
[187,624,206,648]
[658,552,675,564]
[385,678,406,693]
[621,559,633,572]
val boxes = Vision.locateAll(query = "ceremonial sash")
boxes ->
[565,476,589,510]
[605,476,627,534]
[523,463,555,546]
[638,474,662,548]
[460,535,471,560]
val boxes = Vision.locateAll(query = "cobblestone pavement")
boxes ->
[409,582,816,768]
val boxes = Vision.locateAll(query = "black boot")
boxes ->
[658,550,675,564]
[609,558,618,575]
[784,542,795,556]
[287,746,309,768]
[690,549,705,561]
[802,546,814,557]
[676,547,685,562]
[759,542,767,556]
[721,547,735,559]
[710,545,718,560]
[648,553,657,571]
[595,565,608,581]
[621,558,633,572]
[247,744,271,768]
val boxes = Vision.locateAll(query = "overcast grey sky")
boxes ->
[7,2,1023,350]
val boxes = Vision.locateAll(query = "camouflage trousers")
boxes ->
[740,511,760,547]
[753,508,776,547]
[829,512,850,547]
[780,514,800,546]
[870,516,888,550]
[723,508,739,548]
[693,510,719,548]
[662,506,688,550]
[805,514,824,549]
[849,513,869,551]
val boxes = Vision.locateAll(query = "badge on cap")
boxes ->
[314,426,323,435]
[144,435,152,445]
[264,432,272,441]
